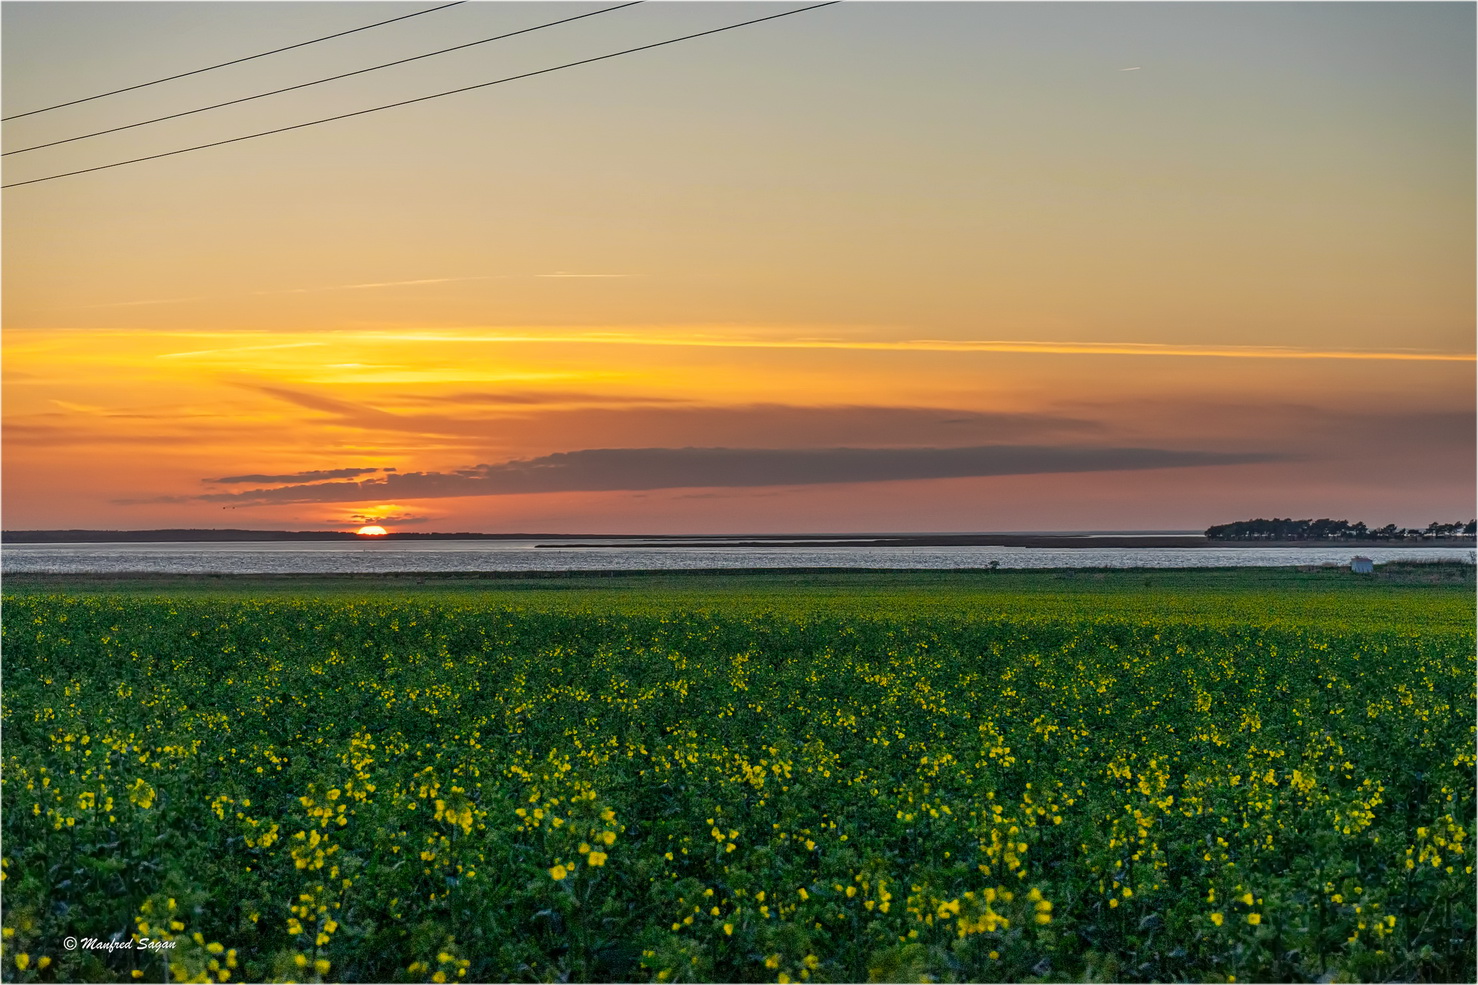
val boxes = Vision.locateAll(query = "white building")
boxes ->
[1350,556,1374,574]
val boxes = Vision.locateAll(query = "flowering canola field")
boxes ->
[3,587,1473,983]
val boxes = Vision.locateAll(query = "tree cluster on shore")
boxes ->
[1205,517,1477,541]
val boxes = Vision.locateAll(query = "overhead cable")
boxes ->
[3,2,841,190]
[4,2,643,157]
[2,2,467,122]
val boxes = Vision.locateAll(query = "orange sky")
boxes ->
[3,3,1473,532]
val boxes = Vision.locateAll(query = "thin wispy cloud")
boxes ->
[257,276,497,295]
[69,273,631,311]
[29,326,1473,363]
[75,295,217,309]
[158,342,327,359]
[395,389,686,407]
[205,468,388,484]
[348,330,1475,363]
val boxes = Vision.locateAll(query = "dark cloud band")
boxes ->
[193,444,1278,505]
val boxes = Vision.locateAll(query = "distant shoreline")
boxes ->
[535,536,1475,550]
[2,529,1472,549]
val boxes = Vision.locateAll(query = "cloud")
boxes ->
[257,276,496,295]
[205,468,385,484]
[189,444,1278,505]
[1063,398,1477,455]
[237,383,1105,448]
[346,510,429,525]
[75,295,216,309]
[350,329,1475,362]
[158,342,326,359]
[394,389,687,407]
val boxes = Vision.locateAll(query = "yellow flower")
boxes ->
[1247,913,1262,926]
[37,957,51,970]
[315,959,331,975]
[601,831,616,846]
[588,851,608,867]
[724,923,734,935]
[764,954,781,969]
[294,954,308,968]
[578,843,591,855]
[1239,892,1254,906]
[128,779,156,810]
[549,864,568,880]
[14,955,28,970]
[1210,912,1224,926]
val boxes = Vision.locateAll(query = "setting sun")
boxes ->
[356,525,388,537]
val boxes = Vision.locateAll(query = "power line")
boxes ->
[2,2,467,122]
[4,2,644,158]
[3,2,842,191]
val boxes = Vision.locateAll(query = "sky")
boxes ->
[3,1,1473,534]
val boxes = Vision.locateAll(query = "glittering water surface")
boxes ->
[3,540,1471,575]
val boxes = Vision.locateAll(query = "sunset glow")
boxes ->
[356,526,388,537]
[3,3,1472,532]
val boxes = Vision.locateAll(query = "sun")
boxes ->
[356,525,388,537]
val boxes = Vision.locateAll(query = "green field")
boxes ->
[3,567,1473,983]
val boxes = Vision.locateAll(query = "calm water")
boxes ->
[3,540,1472,575]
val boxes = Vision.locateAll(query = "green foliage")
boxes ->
[2,586,1473,982]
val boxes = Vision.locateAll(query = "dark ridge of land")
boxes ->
[537,535,1475,549]
[536,535,1216,548]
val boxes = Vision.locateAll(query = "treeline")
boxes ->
[1205,517,1477,541]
